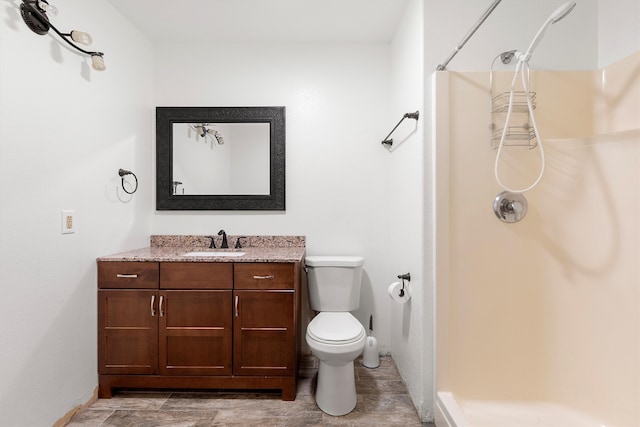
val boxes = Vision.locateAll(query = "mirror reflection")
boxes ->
[172,122,270,195]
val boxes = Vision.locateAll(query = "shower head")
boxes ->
[550,1,576,24]
[517,1,576,62]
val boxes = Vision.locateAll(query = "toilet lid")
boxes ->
[307,312,366,344]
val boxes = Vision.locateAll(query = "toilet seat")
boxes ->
[307,312,366,345]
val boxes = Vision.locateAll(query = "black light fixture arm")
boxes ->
[381,111,419,146]
[48,24,104,58]
[19,0,105,69]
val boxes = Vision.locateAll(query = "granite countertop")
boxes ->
[97,235,306,263]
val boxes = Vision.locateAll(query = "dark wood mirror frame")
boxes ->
[156,106,285,210]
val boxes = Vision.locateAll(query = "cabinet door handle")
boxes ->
[117,274,138,278]
[235,295,239,317]
[159,295,165,317]
[253,275,274,280]
[151,295,156,317]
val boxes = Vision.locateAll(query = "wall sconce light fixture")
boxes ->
[20,0,106,71]
[190,124,225,145]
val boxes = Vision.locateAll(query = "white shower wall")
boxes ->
[434,52,640,427]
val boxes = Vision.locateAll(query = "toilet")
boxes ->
[305,255,367,416]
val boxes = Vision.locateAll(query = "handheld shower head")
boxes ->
[495,2,575,194]
[550,1,576,24]
[517,1,576,62]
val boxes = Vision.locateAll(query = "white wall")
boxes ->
[0,1,153,425]
[422,0,640,73]
[425,0,598,73]
[387,0,430,421]
[152,43,395,352]
[598,0,640,67]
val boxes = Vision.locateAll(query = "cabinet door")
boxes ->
[233,290,295,376]
[98,290,158,375]
[159,290,232,376]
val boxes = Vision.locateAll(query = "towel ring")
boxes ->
[118,168,138,194]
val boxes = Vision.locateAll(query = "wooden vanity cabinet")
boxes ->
[98,263,232,376]
[233,263,296,377]
[159,263,233,376]
[98,262,160,376]
[98,288,159,375]
[97,260,300,401]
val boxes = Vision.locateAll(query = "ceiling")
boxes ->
[107,0,409,44]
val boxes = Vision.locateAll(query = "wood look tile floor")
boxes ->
[67,356,431,426]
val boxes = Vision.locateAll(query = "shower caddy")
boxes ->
[489,68,537,150]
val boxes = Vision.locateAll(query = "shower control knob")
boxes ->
[493,191,528,223]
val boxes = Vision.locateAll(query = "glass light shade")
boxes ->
[91,54,106,71]
[37,1,58,16]
[70,30,93,46]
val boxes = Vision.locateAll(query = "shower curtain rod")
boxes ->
[436,0,503,71]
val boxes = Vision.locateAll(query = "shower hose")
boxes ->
[494,58,545,194]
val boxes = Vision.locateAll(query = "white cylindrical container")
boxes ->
[362,335,379,368]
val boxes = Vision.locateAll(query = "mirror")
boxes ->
[172,122,271,195]
[156,107,285,210]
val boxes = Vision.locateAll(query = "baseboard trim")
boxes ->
[52,386,98,427]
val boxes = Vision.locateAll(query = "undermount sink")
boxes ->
[182,251,246,257]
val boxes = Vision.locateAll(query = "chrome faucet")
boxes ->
[218,229,228,249]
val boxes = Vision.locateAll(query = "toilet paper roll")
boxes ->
[387,281,411,304]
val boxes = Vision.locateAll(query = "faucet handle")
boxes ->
[206,236,216,249]
[235,237,246,249]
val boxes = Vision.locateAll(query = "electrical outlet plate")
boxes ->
[61,210,76,234]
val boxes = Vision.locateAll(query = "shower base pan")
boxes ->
[435,392,607,427]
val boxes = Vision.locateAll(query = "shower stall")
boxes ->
[433,52,640,426]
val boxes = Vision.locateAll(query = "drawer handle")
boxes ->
[151,295,156,317]
[235,295,239,317]
[116,274,138,279]
[159,295,165,317]
[253,275,274,280]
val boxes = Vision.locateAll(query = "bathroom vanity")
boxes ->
[96,235,304,401]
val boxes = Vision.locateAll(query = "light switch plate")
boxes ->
[61,210,76,234]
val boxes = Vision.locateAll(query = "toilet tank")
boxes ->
[305,256,364,312]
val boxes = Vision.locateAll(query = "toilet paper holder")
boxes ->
[397,273,411,297]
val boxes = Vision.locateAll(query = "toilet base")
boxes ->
[315,360,357,416]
